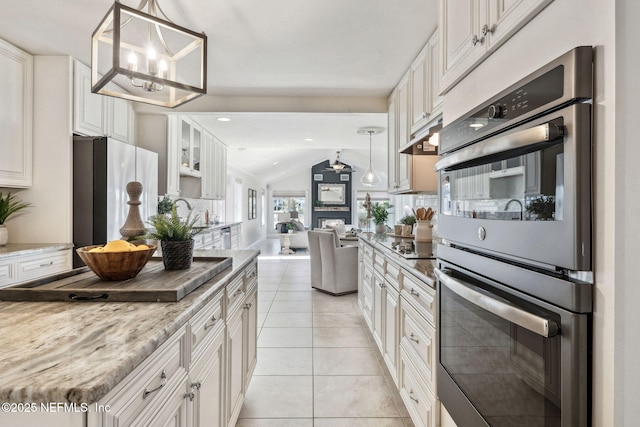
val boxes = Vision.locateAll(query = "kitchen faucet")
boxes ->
[174,198,192,211]
[504,199,523,220]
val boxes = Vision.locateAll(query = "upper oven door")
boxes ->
[435,103,592,271]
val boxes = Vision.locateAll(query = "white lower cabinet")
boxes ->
[226,305,244,426]
[399,346,438,427]
[187,324,226,427]
[383,284,399,386]
[358,239,438,427]
[87,326,189,426]
[84,259,258,427]
[0,248,72,290]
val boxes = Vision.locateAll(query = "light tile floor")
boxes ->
[236,238,413,427]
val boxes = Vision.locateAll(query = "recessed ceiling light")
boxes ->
[217,117,231,122]
[469,123,484,128]
[304,138,313,142]
[273,161,279,166]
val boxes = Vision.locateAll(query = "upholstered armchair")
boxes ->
[308,230,358,295]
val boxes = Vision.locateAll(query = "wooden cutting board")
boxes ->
[0,257,232,302]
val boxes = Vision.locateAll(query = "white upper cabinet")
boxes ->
[178,116,202,178]
[73,61,134,143]
[410,46,429,133]
[387,89,398,193]
[396,71,411,192]
[0,38,33,188]
[410,29,443,134]
[439,0,553,94]
[168,115,227,200]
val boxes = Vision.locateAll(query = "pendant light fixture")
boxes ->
[358,127,385,187]
[91,0,207,108]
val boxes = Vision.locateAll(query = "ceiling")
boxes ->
[0,0,438,184]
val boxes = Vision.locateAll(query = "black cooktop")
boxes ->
[378,237,435,260]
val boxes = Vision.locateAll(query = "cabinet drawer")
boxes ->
[400,269,435,327]
[244,259,258,293]
[400,298,436,391]
[93,327,187,427]
[226,273,245,315]
[362,292,373,330]
[0,259,16,288]
[373,249,385,275]
[362,243,374,264]
[400,347,438,427]
[362,265,374,301]
[385,258,401,290]
[190,290,224,358]
[16,250,71,283]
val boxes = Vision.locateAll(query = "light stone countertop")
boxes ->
[0,243,73,260]
[0,248,259,405]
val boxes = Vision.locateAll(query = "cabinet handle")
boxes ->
[410,288,420,298]
[244,302,253,310]
[471,34,484,46]
[380,283,387,289]
[143,370,167,399]
[481,24,495,37]
[409,390,419,403]
[409,333,420,344]
[184,391,195,402]
[191,381,202,390]
[204,315,218,330]
[40,261,54,267]
[69,293,108,301]
[232,288,243,297]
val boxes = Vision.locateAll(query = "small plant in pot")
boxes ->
[370,202,392,234]
[0,192,32,246]
[146,206,203,270]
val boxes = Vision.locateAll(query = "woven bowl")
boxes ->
[76,243,157,281]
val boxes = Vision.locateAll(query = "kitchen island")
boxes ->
[0,248,259,427]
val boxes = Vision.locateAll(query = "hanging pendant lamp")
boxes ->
[91,0,207,108]
[358,127,385,187]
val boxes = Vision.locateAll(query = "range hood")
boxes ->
[399,117,442,155]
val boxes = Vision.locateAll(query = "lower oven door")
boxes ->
[435,263,590,427]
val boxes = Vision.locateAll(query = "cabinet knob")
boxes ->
[481,24,495,37]
[471,35,484,46]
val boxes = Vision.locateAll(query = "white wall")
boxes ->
[441,1,617,425]
[3,56,74,244]
[614,1,640,426]
[226,165,267,248]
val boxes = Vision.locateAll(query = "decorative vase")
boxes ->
[375,223,386,234]
[161,239,195,270]
[0,225,7,246]
[414,220,433,242]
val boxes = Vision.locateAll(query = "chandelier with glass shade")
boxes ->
[91,0,207,108]
[358,127,385,187]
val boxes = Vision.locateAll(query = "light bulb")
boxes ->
[159,59,168,79]
[147,47,158,75]
[128,51,138,72]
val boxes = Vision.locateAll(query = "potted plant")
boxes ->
[0,192,32,246]
[399,214,416,236]
[146,206,203,270]
[157,195,174,215]
[370,202,392,234]
[526,196,555,220]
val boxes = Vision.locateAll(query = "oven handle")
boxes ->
[434,268,559,338]
[434,122,564,171]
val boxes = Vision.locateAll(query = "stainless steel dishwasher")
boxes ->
[221,227,231,250]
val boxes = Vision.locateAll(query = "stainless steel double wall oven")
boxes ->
[434,47,593,427]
